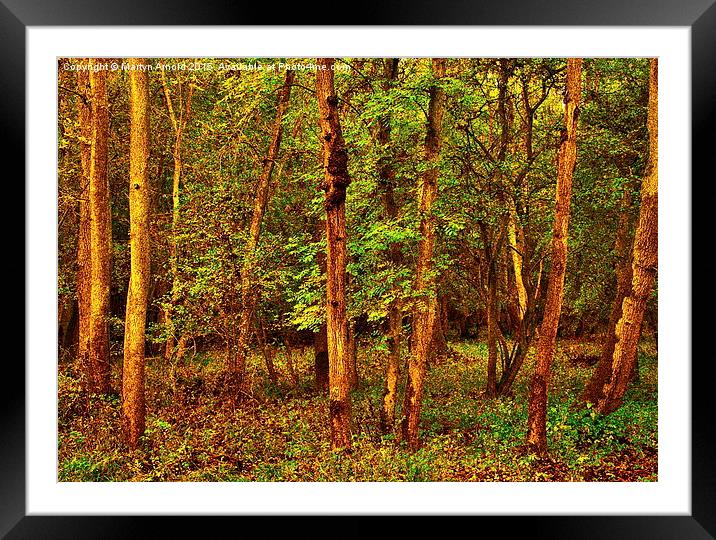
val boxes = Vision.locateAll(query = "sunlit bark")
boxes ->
[122,59,151,448]
[161,68,194,361]
[316,58,353,450]
[401,58,446,450]
[526,58,582,454]
[87,58,112,395]
[233,70,295,394]
[596,59,658,415]
[76,64,93,390]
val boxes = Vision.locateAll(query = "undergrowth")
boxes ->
[58,337,658,482]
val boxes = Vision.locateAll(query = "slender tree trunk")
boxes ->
[122,60,151,449]
[256,317,279,385]
[512,69,536,328]
[76,65,93,389]
[314,322,329,392]
[508,203,527,322]
[375,59,404,433]
[285,343,300,387]
[486,61,512,395]
[526,58,582,454]
[486,259,499,395]
[161,70,194,361]
[596,59,658,416]
[401,58,446,451]
[234,71,294,394]
[347,322,359,389]
[581,186,635,404]
[316,58,352,450]
[494,69,544,396]
[482,220,508,396]
[432,293,449,359]
[88,59,112,394]
[314,220,330,393]
[58,299,77,350]
[382,300,402,432]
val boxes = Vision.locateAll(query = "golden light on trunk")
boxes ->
[160,68,194,361]
[401,58,447,450]
[508,204,527,321]
[122,59,151,449]
[581,185,635,405]
[526,58,582,454]
[87,58,112,395]
[595,59,658,415]
[316,58,353,450]
[76,64,93,391]
[233,70,295,393]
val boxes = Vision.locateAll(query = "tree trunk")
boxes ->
[87,59,112,395]
[481,218,508,396]
[122,59,151,449]
[508,203,527,323]
[581,185,635,404]
[381,301,402,432]
[486,259,499,395]
[316,58,353,450]
[233,70,294,394]
[595,59,658,416]
[161,70,194,361]
[76,65,92,388]
[314,322,329,392]
[375,59,404,433]
[486,61,513,395]
[256,317,279,385]
[314,220,330,394]
[401,58,446,451]
[432,293,449,359]
[347,321,359,389]
[509,70,536,329]
[526,58,582,454]
[286,347,300,387]
[59,299,78,350]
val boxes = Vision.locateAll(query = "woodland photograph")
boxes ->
[57,56,658,482]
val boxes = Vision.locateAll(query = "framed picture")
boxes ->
[11,0,714,537]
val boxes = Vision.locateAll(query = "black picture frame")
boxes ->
[9,0,714,537]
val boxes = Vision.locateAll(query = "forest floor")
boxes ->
[58,337,658,482]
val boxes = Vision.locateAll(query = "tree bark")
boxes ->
[526,58,582,454]
[401,58,446,451]
[347,322,359,389]
[256,317,279,385]
[122,59,151,449]
[581,185,635,404]
[508,202,527,322]
[381,300,402,432]
[233,70,295,393]
[486,257,499,395]
[316,58,353,450]
[486,61,512,395]
[88,59,112,395]
[314,323,329,392]
[481,220,509,396]
[314,220,330,393]
[595,59,658,415]
[161,69,194,361]
[374,59,404,432]
[432,293,449,359]
[76,65,93,389]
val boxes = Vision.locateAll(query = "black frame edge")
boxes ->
[1,0,26,537]
[9,0,716,537]
[691,0,716,537]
